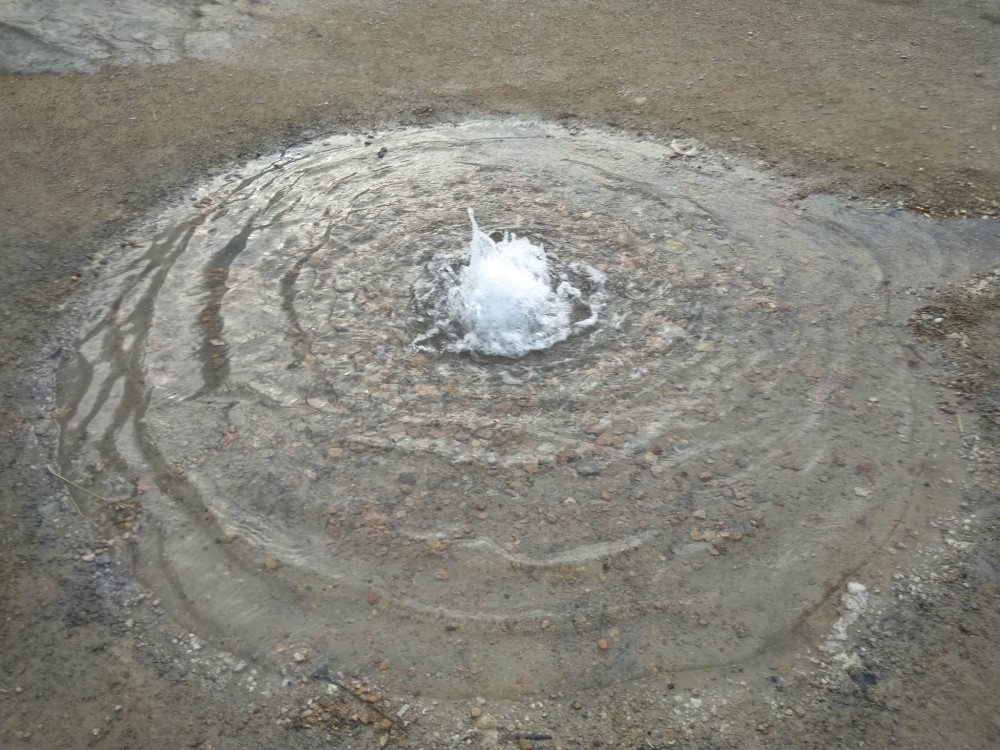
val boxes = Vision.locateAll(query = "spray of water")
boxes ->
[445,209,581,357]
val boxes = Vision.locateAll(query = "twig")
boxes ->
[45,465,104,516]
[310,665,408,735]
[957,413,964,434]
[501,732,554,743]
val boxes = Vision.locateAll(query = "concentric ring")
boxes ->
[57,121,961,696]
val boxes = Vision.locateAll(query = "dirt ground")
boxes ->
[2,1,999,748]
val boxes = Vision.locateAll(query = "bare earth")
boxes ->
[1,1,999,748]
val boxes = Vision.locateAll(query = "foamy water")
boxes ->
[446,209,580,357]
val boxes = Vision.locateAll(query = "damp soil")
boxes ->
[2,1,1000,748]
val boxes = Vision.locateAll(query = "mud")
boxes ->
[2,1,999,749]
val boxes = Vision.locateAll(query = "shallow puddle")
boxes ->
[0,0,295,73]
[56,121,995,698]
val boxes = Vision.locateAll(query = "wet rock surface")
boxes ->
[0,0,301,74]
[2,1,1000,748]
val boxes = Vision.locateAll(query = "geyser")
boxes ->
[411,207,605,358]
[447,209,579,357]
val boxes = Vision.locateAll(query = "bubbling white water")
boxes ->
[446,209,584,357]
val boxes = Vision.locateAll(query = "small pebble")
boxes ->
[218,528,237,544]
[475,713,498,730]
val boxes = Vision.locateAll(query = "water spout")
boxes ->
[446,209,579,357]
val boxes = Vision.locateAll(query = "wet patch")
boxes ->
[55,121,999,698]
[0,0,303,73]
